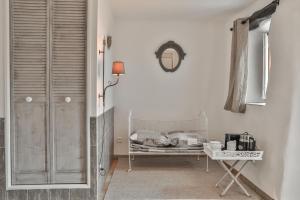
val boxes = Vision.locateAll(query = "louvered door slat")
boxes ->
[51,0,86,97]
[50,0,87,184]
[10,0,49,185]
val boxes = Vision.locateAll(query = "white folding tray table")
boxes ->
[204,143,263,197]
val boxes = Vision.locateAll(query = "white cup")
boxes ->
[210,141,222,151]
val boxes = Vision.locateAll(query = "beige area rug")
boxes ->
[104,156,263,200]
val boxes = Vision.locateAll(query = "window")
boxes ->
[246,19,271,105]
[262,33,270,100]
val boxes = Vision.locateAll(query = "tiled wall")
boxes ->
[97,108,114,199]
[1,118,5,200]
[0,108,114,200]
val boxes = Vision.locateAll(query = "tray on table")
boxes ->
[204,143,263,160]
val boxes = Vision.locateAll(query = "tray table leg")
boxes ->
[219,160,250,197]
[216,160,239,187]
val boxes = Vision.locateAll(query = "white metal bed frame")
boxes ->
[128,111,209,172]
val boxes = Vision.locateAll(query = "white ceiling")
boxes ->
[111,0,257,20]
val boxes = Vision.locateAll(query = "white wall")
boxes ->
[113,19,223,154]
[0,0,6,118]
[279,0,300,199]
[206,0,300,198]
[96,0,115,116]
[113,0,300,199]
[212,0,299,198]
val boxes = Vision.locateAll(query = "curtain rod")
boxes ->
[230,0,280,31]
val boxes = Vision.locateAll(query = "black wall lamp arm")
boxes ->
[99,75,120,105]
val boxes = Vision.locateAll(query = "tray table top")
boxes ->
[204,143,263,161]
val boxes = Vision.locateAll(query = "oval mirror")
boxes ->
[161,48,180,70]
[155,41,186,72]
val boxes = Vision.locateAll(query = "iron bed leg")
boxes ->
[131,154,135,161]
[206,155,209,172]
[197,154,200,161]
[128,153,132,172]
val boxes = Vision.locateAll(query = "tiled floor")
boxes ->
[104,156,263,200]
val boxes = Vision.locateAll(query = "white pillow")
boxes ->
[130,130,163,144]
[130,133,138,141]
[168,131,207,146]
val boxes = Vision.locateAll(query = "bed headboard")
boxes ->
[128,110,208,137]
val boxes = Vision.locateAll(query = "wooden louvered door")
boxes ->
[10,0,50,185]
[50,0,87,184]
[10,0,87,185]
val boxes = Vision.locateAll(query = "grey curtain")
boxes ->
[224,18,249,113]
[249,1,278,30]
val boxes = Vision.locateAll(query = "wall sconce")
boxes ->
[98,36,124,176]
[107,36,112,49]
[99,61,125,106]
[98,37,125,106]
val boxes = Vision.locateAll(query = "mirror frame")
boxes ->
[155,41,186,72]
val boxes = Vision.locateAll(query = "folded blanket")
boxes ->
[130,143,204,153]
[143,137,179,147]
[130,130,207,148]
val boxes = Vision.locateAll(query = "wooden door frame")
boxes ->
[4,0,93,190]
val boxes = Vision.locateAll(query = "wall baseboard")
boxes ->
[224,162,274,200]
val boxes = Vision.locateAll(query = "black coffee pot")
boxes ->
[237,132,256,151]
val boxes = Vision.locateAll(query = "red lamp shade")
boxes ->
[112,61,125,76]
